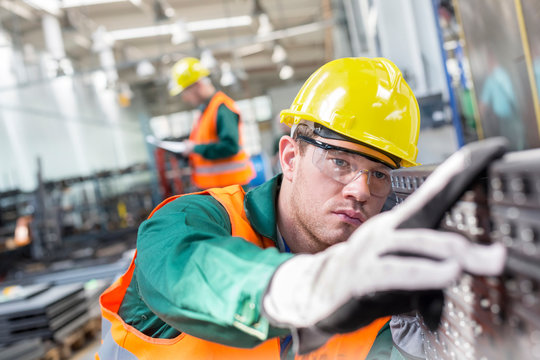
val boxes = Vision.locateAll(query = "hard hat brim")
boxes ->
[169,85,185,97]
[280,111,419,168]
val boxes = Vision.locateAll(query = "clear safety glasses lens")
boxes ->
[311,146,391,196]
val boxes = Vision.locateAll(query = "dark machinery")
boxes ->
[0,159,156,280]
[391,147,540,359]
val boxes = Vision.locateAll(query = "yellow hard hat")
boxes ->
[280,57,420,168]
[169,57,210,97]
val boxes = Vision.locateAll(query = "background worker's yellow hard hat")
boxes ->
[169,57,210,96]
[280,57,420,168]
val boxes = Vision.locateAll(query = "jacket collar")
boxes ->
[244,174,282,245]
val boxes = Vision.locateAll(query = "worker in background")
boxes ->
[99,57,506,359]
[148,57,254,190]
[479,51,526,150]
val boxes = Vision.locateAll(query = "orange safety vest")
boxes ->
[98,185,389,359]
[188,92,255,189]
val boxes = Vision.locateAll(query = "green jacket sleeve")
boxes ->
[366,321,422,360]
[365,321,393,359]
[193,104,241,159]
[133,194,292,347]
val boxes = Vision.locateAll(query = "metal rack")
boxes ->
[0,160,156,280]
[391,148,540,360]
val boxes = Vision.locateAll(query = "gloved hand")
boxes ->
[262,138,508,354]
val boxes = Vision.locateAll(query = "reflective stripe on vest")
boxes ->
[189,92,254,188]
[98,185,389,359]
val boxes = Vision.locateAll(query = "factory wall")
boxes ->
[0,74,150,192]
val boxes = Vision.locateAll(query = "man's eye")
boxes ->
[331,158,350,168]
[372,171,388,180]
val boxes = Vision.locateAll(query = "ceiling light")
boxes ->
[200,49,217,69]
[171,19,192,44]
[220,62,236,87]
[164,8,175,18]
[271,44,286,63]
[136,60,156,77]
[279,64,294,80]
[251,0,273,35]
[257,13,273,36]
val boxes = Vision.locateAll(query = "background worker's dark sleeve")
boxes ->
[193,104,240,159]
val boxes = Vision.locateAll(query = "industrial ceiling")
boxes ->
[0,0,335,115]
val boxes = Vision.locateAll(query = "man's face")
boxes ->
[180,83,201,106]
[283,136,391,253]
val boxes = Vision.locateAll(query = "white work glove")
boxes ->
[262,138,509,354]
[146,135,194,157]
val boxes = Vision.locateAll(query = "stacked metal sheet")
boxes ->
[0,338,46,360]
[390,148,540,360]
[84,278,113,319]
[0,283,87,345]
[1,251,131,288]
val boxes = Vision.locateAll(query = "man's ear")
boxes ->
[279,136,299,181]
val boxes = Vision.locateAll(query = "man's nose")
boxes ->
[342,173,371,202]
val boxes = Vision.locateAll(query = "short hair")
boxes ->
[292,122,315,155]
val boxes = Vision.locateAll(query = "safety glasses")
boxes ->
[297,135,392,196]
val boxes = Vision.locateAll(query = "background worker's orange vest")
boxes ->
[188,92,254,189]
[98,185,389,359]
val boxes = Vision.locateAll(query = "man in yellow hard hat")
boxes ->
[99,57,506,359]
[149,57,254,190]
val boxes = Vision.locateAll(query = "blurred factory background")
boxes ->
[0,0,539,358]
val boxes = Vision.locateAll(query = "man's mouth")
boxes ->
[333,210,366,226]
